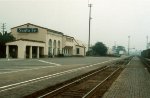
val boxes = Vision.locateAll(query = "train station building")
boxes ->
[6,23,86,59]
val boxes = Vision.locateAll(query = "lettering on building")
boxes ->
[17,28,38,33]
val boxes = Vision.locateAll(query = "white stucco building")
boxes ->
[6,23,86,59]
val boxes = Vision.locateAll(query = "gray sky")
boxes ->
[0,0,150,51]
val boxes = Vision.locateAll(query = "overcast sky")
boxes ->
[0,0,150,51]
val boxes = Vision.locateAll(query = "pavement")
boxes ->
[0,57,116,73]
[103,57,150,98]
[0,57,120,98]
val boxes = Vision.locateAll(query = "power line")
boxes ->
[1,23,6,35]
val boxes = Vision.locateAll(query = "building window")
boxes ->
[76,48,80,54]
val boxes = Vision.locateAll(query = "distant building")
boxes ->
[6,23,86,59]
[107,47,113,55]
[110,45,127,56]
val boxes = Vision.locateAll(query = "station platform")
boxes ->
[103,57,150,98]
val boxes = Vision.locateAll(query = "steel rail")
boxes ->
[38,66,110,98]
[82,67,120,98]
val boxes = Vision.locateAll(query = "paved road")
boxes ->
[0,57,116,73]
[103,57,150,98]
[0,57,120,98]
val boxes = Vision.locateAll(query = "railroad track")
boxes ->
[139,56,150,72]
[24,57,132,98]
[35,66,123,98]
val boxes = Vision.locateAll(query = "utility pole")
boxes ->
[88,3,92,51]
[146,35,148,49]
[114,41,117,47]
[1,23,6,35]
[128,36,130,55]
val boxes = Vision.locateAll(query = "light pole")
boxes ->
[146,35,148,49]
[128,36,130,55]
[88,3,92,51]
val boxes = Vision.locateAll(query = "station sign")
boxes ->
[17,28,38,33]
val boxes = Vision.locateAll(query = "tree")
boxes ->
[92,42,108,56]
[116,46,126,55]
[0,31,15,58]
[0,32,15,43]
